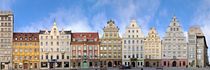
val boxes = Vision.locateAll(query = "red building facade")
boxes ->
[70,32,100,69]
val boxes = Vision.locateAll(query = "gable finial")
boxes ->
[53,18,56,26]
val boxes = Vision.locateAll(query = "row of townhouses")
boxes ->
[0,11,209,70]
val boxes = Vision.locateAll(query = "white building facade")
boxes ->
[161,16,188,67]
[122,20,144,67]
[188,26,209,67]
[0,11,13,70]
[39,21,71,69]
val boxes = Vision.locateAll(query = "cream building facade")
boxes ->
[100,20,122,68]
[188,26,209,67]
[39,21,71,69]
[0,11,13,70]
[144,27,161,67]
[161,16,188,67]
[122,20,144,67]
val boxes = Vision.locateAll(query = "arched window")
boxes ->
[57,55,59,59]
[183,61,185,66]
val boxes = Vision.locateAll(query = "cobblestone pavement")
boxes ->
[13,67,210,70]
[106,67,210,70]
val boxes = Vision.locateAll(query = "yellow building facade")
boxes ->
[144,27,161,67]
[12,33,39,70]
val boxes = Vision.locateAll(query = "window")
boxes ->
[51,42,53,46]
[46,55,48,59]
[128,40,130,44]
[46,42,48,46]
[51,36,53,39]
[8,17,11,21]
[132,40,134,44]
[57,42,59,46]
[41,42,43,46]
[41,55,43,59]
[100,47,103,50]
[124,55,126,58]
[67,56,69,59]
[29,37,32,40]
[183,61,185,66]
[136,54,139,58]
[46,36,48,39]
[57,55,59,59]
[89,46,92,50]
[62,54,64,59]
[51,55,53,59]
[94,46,97,50]
[164,61,166,66]
[25,38,28,40]
[41,36,43,39]
[84,46,87,50]
[57,48,59,52]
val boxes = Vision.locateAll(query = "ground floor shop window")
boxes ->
[56,62,62,68]
[95,62,97,67]
[14,63,18,69]
[78,62,80,67]
[34,63,37,68]
[41,62,47,68]
[89,62,92,67]
[64,62,69,68]
[73,62,75,67]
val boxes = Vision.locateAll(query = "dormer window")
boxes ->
[94,38,97,41]
[25,38,28,40]
[132,24,134,27]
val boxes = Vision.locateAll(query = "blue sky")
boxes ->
[1,0,210,60]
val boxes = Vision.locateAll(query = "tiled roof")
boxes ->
[13,32,39,42]
[71,32,99,43]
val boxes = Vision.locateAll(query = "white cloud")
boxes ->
[93,0,160,36]
[191,0,210,62]
[17,7,92,32]
[17,0,160,38]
